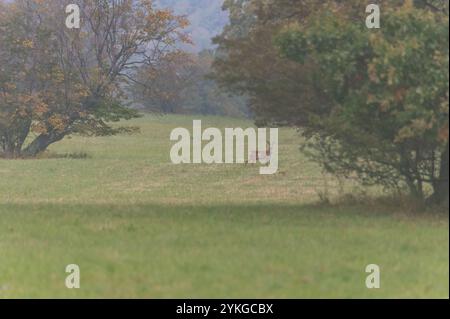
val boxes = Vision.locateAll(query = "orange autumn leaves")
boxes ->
[2,0,191,157]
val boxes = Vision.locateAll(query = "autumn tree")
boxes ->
[276,2,449,205]
[132,50,248,117]
[0,0,50,157]
[214,0,449,205]
[0,0,189,157]
[213,0,312,125]
[132,51,198,113]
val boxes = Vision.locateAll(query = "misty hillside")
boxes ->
[156,0,228,51]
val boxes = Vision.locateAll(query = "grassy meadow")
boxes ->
[0,115,448,298]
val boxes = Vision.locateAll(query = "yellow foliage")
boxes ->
[22,39,34,48]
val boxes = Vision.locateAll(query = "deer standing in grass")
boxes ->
[247,142,271,164]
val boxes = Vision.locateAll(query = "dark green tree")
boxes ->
[276,2,449,205]
[214,0,449,206]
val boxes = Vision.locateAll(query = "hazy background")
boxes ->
[157,0,228,52]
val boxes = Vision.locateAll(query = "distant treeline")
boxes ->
[130,50,250,118]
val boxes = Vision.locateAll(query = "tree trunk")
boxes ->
[1,119,32,158]
[429,142,449,207]
[2,138,21,158]
[22,132,66,157]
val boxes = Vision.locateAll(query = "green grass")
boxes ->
[0,115,448,298]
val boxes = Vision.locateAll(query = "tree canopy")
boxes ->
[1,0,189,157]
[214,0,449,205]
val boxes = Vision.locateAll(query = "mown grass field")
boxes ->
[0,115,448,298]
